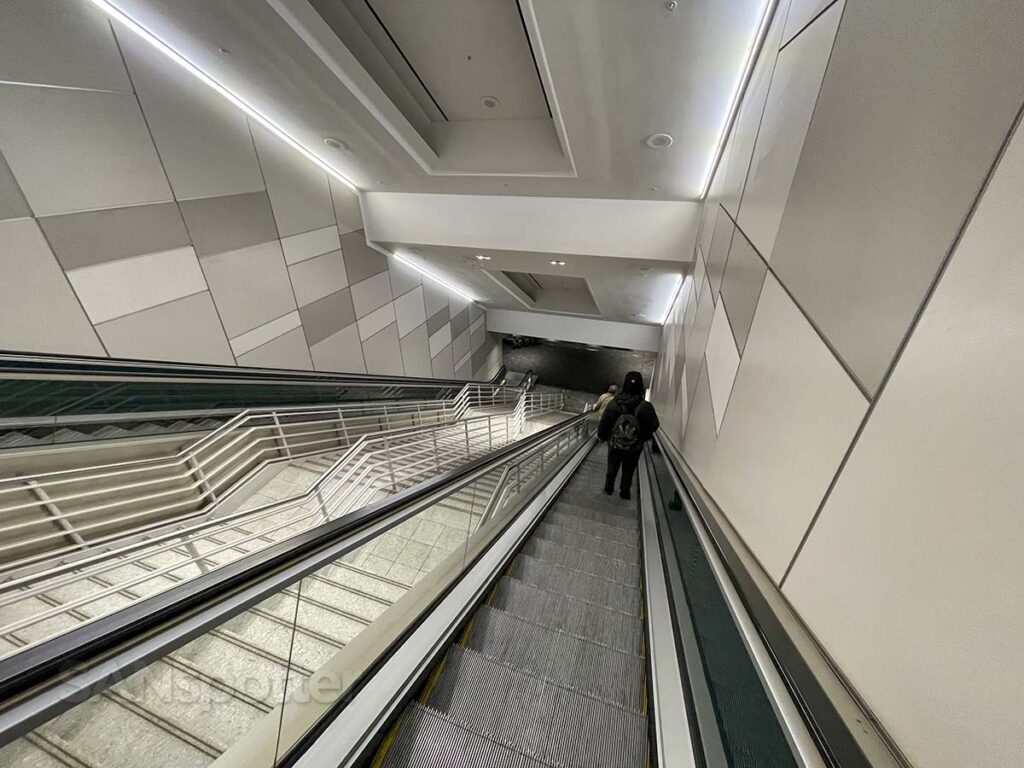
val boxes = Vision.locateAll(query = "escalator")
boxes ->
[0,408,894,768]
[0,352,506,447]
[375,449,647,767]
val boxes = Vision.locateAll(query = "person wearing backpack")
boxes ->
[597,371,660,499]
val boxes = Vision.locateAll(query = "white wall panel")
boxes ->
[0,0,132,92]
[784,121,1024,768]
[96,292,233,365]
[0,86,172,216]
[683,274,866,580]
[704,301,741,433]
[250,122,334,238]
[118,33,265,201]
[394,286,427,338]
[66,247,207,324]
[0,219,106,356]
[737,1,842,261]
[281,225,342,265]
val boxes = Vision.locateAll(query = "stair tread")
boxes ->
[466,606,645,710]
[427,646,647,768]
[490,577,644,656]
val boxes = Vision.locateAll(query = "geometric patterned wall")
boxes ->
[0,1,499,380]
[652,2,1024,767]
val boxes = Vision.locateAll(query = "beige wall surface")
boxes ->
[649,1,1024,766]
[0,1,500,381]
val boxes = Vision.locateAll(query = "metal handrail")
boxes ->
[0,385,522,563]
[0,351,505,387]
[0,390,566,654]
[0,408,589,744]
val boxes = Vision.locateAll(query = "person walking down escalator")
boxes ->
[597,371,659,500]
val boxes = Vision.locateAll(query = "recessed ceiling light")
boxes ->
[645,133,674,149]
[323,136,349,151]
[474,254,492,261]
[481,95,500,109]
[549,260,566,266]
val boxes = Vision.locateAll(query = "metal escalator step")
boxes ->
[0,430,40,448]
[466,606,645,711]
[428,646,553,758]
[521,539,639,587]
[490,578,644,656]
[545,510,639,546]
[429,647,647,768]
[534,522,640,565]
[381,703,548,768]
[508,554,642,616]
[550,501,637,531]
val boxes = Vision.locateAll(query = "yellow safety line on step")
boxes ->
[369,709,406,768]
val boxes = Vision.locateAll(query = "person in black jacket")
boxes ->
[597,370,660,499]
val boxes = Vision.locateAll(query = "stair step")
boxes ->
[508,553,642,616]
[550,500,637,530]
[427,646,647,768]
[490,578,644,656]
[521,539,639,587]
[465,606,645,711]
[534,522,640,565]
[545,510,639,546]
[381,702,548,768]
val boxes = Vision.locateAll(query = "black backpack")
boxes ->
[609,402,642,451]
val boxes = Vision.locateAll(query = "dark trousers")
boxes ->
[605,447,640,493]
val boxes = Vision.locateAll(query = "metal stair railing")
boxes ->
[0,391,567,659]
[0,384,518,571]
[0,409,593,764]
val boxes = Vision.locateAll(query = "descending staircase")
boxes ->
[377,449,649,768]
[0,414,530,658]
[0,417,228,450]
[0,472,503,768]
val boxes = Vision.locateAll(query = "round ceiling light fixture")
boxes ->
[481,95,500,109]
[474,254,492,261]
[549,260,566,266]
[645,133,674,149]
[323,136,349,151]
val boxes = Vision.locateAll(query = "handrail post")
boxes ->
[271,412,292,458]
[464,420,471,459]
[187,455,217,502]
[384,435,397,490]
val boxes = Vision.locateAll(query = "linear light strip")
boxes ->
[698,0,779,199]
[86,0,359,191]
[658,274,685,326]
[392,252,476,303]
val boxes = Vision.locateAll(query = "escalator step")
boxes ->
[428,646,647,768]
[550,501,637,530]
[508,554,642,616]
[521,539,639,587]
[534,521,640,565]
[466,606,645,711]
[490,578,644,656]
[381,703,547,768]
[545,510,639,546]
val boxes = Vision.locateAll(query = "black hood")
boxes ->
[613,392,645,410]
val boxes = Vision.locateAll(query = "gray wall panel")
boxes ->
[769,0,1024,393]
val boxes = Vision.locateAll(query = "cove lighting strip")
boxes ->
[86,0,359,191]
[658,274,685,326]
[698,0,778,199]
[392,252,476,303]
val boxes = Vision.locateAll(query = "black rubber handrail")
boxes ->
[0,411,587,740]
[0,351,505,387]
[0,352,506,421]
